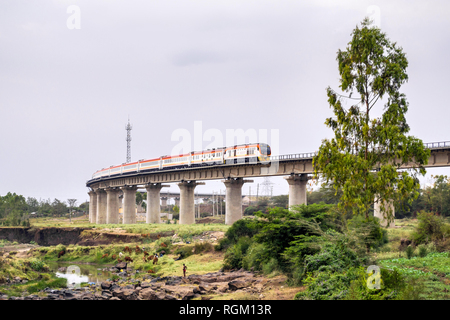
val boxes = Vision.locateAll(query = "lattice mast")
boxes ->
[260,177,274,197]
[125,117,132,163]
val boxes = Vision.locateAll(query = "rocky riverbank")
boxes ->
[0,263,269,300]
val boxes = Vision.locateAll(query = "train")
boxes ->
[91,142,272,180]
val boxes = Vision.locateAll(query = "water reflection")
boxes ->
[47,261,114,286]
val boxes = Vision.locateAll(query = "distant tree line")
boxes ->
[0,193,88,226]
[243,175,450,219]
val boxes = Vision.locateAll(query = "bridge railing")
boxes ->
[423,141,450,149]
[270,141,450,162]
[270,152,318,161]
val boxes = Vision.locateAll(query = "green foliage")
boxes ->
[243,206,259,216]
[313,17,429,221]
[296,266,412,300]
[347,214,387,250]
[405,245,414,259]
[28,258,47,272]
[242,242,270,272]
[174,246,194,260]
[222,236,253,270]
[193,242,213,254]
[56,244,66,254]
[418,244,427,258]
[271,195,289,208]
[411,211,450,245]
[218,218,260,250]
[295,268,361,300]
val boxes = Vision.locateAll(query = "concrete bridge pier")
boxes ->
[121,186,137,224]
[178,181,205,224]
[95,188,107,224]
[88,190,97,223]
[161,197,168,207]
[223,178,253,225]
[105,187,120,224]
[374,197,395,228]
[145,183,170,224]
[174,197,180,207]
[284,174,308,209]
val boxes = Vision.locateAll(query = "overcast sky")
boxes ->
[1,0,450,205]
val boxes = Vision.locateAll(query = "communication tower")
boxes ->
[260,177,274,197]
[126,117,132,163]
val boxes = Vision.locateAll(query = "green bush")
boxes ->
[296,266,411,300]
[28,258,47,272]
[411,211,449,245]
[262,258,280,275]
[347,214,386,250]
[405,245,414,259]
[418,244,427,258]
[193,242,213,254]
[242,242,270,272]
[223,236,253,270]
[224,218,260,244]
[174,246,194,260]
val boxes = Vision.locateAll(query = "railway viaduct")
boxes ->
[86,142,450,227]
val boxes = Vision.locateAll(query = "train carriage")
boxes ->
[90,142,271,180]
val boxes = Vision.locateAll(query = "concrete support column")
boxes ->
[105,187,120,224]
[145,183,170,224]
[95,188,107,224]
[374,197,395,228]
[174,197,180,207]
[88,190,97,223]
[161,197,168,207]
[222,178,253,225]
[178,181,205,224]
[120,186,137,224]
[284,174,308,209]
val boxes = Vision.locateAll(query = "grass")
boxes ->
[0,274,67,298]
[374,217,450,299]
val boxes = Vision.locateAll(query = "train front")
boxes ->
[258,143,271,162]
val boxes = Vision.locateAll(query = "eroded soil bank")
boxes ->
[0,227,174,246]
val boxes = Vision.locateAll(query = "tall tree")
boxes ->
[136,192,147,211]
[313,18,430,224]
[67,199,77,223]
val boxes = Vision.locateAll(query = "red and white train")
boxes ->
[91,143,272,180]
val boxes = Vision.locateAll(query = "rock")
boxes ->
[115,262,127,270]
[112,288,138,300]
[182,291,195,300]
[228,279,255,291]
[164,285,197,300]
[139,288,165,300]
[140,282,151,289]
[110,297,121,300]
[100,281,112,290]
[58,267,67,273]
[110,284,120,291]
[102,291,113,298]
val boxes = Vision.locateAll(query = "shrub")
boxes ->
[224,218,260,244]
[193,242,213,254]
[174,246,194,260]
[242,242,270,272]
[347,214,386,250]
[262,258,280,276]
[28,258,47,272]
[222,236,253,270]
[417,244,427,258]
[411,211,449,245]
[405,245,414,259]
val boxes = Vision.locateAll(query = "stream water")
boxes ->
[46,261,114,286]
